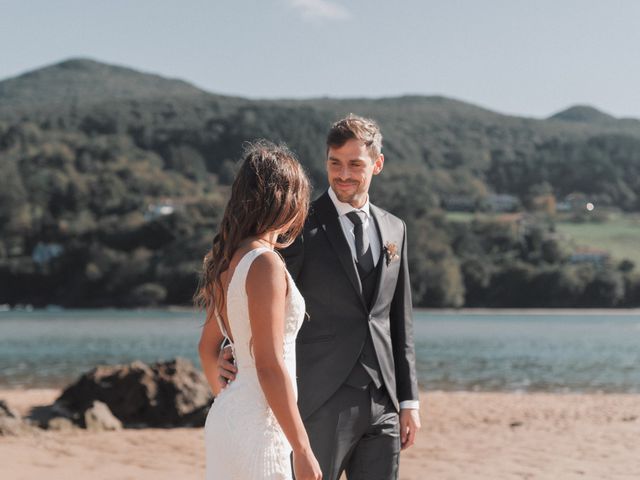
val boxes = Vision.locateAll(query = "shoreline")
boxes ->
[417,307,640,315]
[3,305,640,315]
[4,386,640,396]
[3,384,640,396]
[2,388,639,479]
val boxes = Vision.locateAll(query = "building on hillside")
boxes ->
[441,194,477,212]
[557,193,594,213]
[569,247,610,267]
[32,242,64,266]
[482,194,521,213]
[144,200,178,221]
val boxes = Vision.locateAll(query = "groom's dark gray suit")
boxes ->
[282,190,419,480]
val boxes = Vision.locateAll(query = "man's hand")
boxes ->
[217,344,237,390]
[399,408,421,450]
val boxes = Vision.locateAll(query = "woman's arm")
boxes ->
[198,307,227,397]
[247,253,320,479]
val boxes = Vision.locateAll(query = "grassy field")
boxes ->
[445,211,640,265]
[444,212,476,223]
[554,213,640,265]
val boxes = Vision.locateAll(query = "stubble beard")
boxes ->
[333,182,367,208]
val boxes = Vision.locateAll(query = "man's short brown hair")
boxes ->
[326,114,383,159]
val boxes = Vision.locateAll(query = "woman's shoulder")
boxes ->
[245,248,287,296]
[247,248,284,275]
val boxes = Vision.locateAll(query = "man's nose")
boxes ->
[338,165,350,179]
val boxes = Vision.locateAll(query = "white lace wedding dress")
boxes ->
[204,247,305,480]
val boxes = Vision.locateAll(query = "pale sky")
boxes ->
[2,0,640,118]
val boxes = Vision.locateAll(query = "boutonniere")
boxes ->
[383,242,399,266]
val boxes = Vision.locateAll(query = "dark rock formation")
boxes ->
[28,401,76,430]
[55,357,212,427]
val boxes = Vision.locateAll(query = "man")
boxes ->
[220,115,420,480]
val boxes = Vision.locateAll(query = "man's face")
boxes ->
[327,138,384,208]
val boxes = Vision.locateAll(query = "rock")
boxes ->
[28,402,76,430]
[0,399,34,436]
[83,401,122,431]
[0,399,20,419]
[153,357,213,425]
[47,416,77,432]
[0,417,32,436]
[56,357,213,427]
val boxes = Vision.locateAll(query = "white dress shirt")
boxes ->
[328,187,381,266]
[328,188,419,411]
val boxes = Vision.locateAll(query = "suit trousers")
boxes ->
[302,382,400,480]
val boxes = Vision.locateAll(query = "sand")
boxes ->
[1,389,639,480]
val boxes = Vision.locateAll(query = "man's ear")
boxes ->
[373,154,384,175]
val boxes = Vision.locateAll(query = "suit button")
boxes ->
[368,314,373,321]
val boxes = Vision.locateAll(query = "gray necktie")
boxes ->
[346,210,375,275]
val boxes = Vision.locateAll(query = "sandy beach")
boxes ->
[2,389,639,480]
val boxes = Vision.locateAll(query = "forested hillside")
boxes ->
[1,58,639,307]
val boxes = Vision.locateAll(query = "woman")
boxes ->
[196,141,322,480]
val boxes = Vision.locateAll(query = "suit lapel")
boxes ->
[314,192,367,309]
[369,203,389,309]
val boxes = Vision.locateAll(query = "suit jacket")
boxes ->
[282,190,419,420]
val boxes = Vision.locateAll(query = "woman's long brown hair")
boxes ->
[194,140,310,322]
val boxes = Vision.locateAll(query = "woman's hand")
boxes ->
[293,447,322,480]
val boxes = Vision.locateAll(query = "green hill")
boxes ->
[0,58,210,114]
[1,58,639,308]
[549,105,617,124]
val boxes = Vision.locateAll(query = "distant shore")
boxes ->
[418,307,640,315]
[3,305,640,315]
[2,388,639,480]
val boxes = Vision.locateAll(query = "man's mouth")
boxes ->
[335,181,357,188]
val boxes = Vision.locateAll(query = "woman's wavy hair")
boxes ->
[194,140,310,319]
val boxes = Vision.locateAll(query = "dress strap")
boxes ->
[213,307,229,341]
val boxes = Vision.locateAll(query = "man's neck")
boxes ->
[328,187,369,211]
[350,197,367,209]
